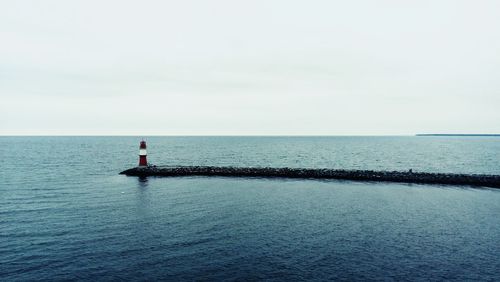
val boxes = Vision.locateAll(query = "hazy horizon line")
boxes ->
[1,133,499,137]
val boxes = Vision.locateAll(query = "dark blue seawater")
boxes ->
[1,136,500,281]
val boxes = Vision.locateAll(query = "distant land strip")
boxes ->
[416,134,500,137]
[120,166,500,189]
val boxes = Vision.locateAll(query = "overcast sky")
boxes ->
[1,0,499,135]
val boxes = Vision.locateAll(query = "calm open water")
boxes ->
[1,136,500,281]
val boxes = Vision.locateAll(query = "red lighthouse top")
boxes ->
[140,141,147,149]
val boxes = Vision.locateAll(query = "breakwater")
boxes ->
[120,166,500,188]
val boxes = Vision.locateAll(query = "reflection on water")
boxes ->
[137,176,149,188]
[134,176,151,219]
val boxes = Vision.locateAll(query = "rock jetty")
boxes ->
[120,166,500,189]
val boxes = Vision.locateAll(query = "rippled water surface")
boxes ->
[1,136,500,280]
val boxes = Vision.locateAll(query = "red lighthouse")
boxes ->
[139,140,148,167]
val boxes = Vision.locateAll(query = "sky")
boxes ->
[1,0,499,135]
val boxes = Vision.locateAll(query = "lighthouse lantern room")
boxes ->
[139,140,148,167]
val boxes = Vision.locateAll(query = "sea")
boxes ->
[1,136,500,281]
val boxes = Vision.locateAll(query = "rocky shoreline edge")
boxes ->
[120,166,500,189]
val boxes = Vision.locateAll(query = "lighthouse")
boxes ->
[139,140,148,167]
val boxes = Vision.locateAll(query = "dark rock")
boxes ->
[119,166,500,189]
